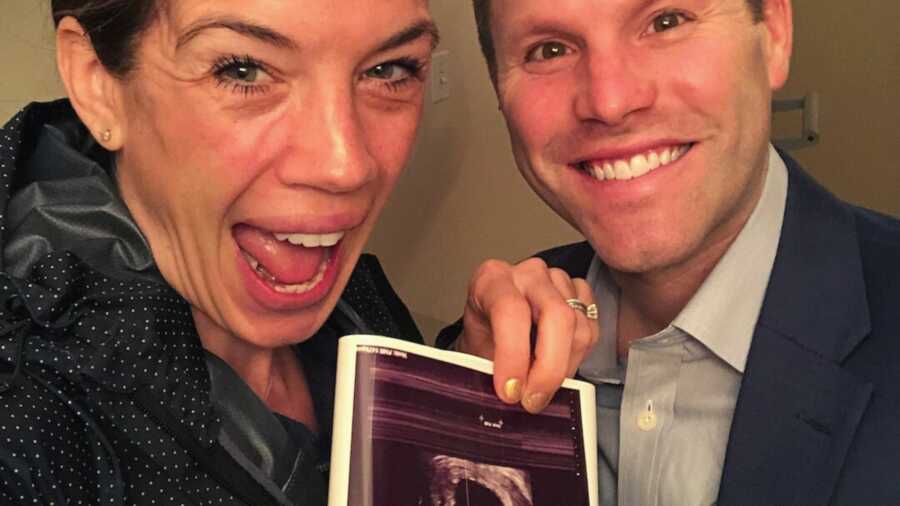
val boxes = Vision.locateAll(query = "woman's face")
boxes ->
[111,0,436,349]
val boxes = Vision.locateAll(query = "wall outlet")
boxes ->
[431,50,451,103]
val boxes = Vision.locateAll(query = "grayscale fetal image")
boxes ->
[428,455,533,506]
[347,348,589,505]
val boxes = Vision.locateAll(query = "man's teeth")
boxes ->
[242,250,330,294]
[273,231,345,248]
[582,144,691,182]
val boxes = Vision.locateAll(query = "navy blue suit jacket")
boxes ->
[441,156,900,504]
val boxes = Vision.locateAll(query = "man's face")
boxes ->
[490,0,791,276]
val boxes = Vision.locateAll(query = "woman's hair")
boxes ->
[51,0,163,76]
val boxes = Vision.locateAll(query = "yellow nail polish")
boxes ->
[504,378,523,403]
[523,392,548,413]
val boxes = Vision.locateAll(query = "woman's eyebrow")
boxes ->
[176,16,298,50]
[375,20,441,53]
[175,17,439,54]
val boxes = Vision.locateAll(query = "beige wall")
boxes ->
[3,0,898,339]
[774,0,900,218]
[0,2,62,119]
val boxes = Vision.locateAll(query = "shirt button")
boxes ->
[637,411,657,431]
[637,400,658,431]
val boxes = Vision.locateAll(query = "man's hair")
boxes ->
[472,0,765,81]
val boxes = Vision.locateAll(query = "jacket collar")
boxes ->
[717,154,873,505]
[0,101,223,446]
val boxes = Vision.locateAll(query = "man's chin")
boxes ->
[590,234,694,276]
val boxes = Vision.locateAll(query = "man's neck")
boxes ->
[610,230,739,358]
[608,149,774,358]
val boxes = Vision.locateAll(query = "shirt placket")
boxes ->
[618,333,683,506]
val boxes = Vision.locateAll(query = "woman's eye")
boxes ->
[212,55,273,96]
[362,59,424,93]
[649,12,688,33]
[366,63,410,82]
[221,63,260,83]
[527,41,571,62]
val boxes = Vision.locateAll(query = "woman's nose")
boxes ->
[573,46,657,127]
[274,87,377,193]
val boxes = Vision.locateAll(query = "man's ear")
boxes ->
[55,16,127,150]
[760,0,793,91]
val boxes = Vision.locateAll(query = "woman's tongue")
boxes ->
[233,224,328,285]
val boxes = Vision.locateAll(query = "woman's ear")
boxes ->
[55,16,126,150]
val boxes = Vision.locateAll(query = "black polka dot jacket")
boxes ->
[0,100,423,505]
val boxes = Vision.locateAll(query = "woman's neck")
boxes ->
[192,309,319,432]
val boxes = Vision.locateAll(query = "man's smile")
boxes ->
[575,143,694,182]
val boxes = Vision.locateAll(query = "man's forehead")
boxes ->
[491,0,736,21]
[490,0,623,27]
[489,0,613,36]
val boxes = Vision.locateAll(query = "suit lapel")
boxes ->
[718,159,873,505]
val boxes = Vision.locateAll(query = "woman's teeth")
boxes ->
[242,249,331,294]
[580,144,692,182]
[273,231,344,248]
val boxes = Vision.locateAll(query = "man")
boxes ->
[444,0,900,504]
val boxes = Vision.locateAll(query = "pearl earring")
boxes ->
[101,129,112,142]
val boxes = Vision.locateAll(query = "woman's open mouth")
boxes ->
[233,224,346,306]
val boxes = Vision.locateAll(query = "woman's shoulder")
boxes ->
[0,365,106,504]
[342,253,423,342]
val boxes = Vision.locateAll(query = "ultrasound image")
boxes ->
[428,455,532,506]
[347,347,589,506]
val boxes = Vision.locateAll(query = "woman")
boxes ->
[0,0,438,504]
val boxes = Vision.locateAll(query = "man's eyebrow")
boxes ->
[176,16,298,50]
[375,20,441,53]
[513,20,575,40]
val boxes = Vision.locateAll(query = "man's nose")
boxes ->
[274,86,377,193]
[573,46,657,126]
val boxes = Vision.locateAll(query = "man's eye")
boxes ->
[527,42,571,62]
[649,12,688,33]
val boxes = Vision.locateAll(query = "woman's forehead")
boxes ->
[147,0,435,59]
[162,0,432,37]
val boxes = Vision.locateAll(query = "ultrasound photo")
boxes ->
[346,346,590,506]
[427,455,532,506]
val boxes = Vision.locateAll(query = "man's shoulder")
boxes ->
[532,241,595,278]
[783,154,900,265]
[850,204,900,250]
[848,205,900,310]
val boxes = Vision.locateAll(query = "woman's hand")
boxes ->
[457,258,599,413]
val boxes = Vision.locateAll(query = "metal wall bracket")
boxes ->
[773,92,820,150]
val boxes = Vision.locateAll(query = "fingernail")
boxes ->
[504,378,523,403]
[523,392,549,414]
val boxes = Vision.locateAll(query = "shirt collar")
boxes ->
[675,144,787,372]
[579,263,623,383]
[579,144,788,376]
